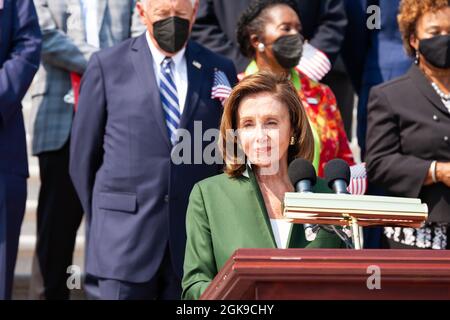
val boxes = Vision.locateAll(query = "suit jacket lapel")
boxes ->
[179,41,205,129]
[247,167,277,247]
[409,64,449,115]
[131,35,171,149]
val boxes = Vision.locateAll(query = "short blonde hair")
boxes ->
[398,0,450,57]
[220,71,314,178]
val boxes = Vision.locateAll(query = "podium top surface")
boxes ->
[283,193,428,227]
[201,249,450,300]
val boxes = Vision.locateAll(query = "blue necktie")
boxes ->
[160,57,181,145]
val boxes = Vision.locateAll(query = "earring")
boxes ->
[257,43,265,53]
[290,136,296,145]
[415,51,420,65]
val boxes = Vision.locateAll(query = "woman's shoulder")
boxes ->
[190,173,250,208]
[194,172,245,192]
[368,72,415,113]
[371,68,414,95]
[196,172,228,186]
[296,69,337,108]
[297,69,330,93]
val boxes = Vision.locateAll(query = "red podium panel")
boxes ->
[200,249,450,300]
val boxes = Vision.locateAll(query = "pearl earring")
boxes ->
[415,51,420,65]
[257,43,265,53]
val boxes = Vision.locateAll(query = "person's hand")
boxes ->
[436,162,450,187]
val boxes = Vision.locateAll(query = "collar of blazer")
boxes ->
[238,162,333,248]
[241,163,282,247]
[130,34,205,149]
[409,64,450,116]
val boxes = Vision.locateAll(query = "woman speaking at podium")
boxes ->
[181,72,343,300]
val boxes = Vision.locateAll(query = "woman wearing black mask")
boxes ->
[366,0,450,249]
[236,0,355,178]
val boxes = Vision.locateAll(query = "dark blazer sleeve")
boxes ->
[182,183,217,300]
[191,0,249,72]
[0,0,41,128]
[69,53,107,216]
[308,0,347,65]
[365,85,432,198]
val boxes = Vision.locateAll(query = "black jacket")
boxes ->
[192,0,347,72]
[366,65,450,223]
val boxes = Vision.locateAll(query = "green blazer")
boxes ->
[182,167,343,300]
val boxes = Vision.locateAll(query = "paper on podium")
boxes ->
[283,193,428,228]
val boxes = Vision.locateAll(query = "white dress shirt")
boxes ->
[442,99,450,114]
[81,0,100,48]
[146,32,188,114]
[243,164,292,249]
[270,219,292,249]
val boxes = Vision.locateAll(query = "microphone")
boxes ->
[288,158,317,194]
[288,159,319,241]
[324,159,351,194]
[323,159,355,248]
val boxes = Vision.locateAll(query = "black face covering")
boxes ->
[271,34,304,69]
[153,16,190,54]
[419,34,450,69]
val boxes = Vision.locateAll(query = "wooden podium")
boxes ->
[200,249,450,300]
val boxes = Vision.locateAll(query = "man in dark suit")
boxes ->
[69,0,237,299]
[0,0,41,300]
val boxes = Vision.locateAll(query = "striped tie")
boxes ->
[160,57,181,145]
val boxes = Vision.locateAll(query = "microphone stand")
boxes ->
[331,183,363,250]
[342,214,363,250]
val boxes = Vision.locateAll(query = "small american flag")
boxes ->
[347,162,368,195]
[211,69,232,106]
[297,42,331,82]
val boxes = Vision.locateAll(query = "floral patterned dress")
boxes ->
[295,68,355,176]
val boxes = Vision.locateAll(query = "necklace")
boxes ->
[431,82,450,101]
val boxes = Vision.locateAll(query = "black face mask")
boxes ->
[419,34,450,69]
[153,16,190,54]
[271,34,304,69]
